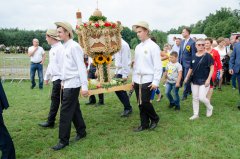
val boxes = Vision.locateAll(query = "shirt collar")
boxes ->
[51,41,61,48]
[141,38,151,46]
[63,39,73,48]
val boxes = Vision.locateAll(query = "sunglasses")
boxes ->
[197,44,205,46]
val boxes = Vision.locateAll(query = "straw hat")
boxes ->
[55,22,74,39]
[46,29,60,41]
[132,21,150,32]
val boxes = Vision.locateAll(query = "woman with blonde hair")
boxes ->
[184,38,214,120]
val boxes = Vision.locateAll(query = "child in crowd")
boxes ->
[150,88,163,103]
[163,51,182,110]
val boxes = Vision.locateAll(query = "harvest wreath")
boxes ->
[76,9,131,94]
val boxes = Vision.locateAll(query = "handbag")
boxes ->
[186,54,206,84]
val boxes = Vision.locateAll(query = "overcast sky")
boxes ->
[0,0,239,32]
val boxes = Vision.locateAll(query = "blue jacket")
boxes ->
[178,38,197,68]
[0,81,9,113]
[230,42,240,74]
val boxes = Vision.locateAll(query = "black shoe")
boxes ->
[168,104,175,109]
[85,102,96,105]
[95,103,104,107]
[120,109,132,117]
[237,106,240,110]
[52,142,68,151]
[75,132,87,141]
[149,120,159,130]
[133,126,148,132]
[181,96,187,101]
[30,85,36,89]
[38,122,54,128]
[218,88,222,91]
[174,107,180,111]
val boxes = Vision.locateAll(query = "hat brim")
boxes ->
[48,34,61,41]
[55,22,74,39]
[132,24,150,33]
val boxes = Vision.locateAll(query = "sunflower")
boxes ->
[186,45,191,52]
[95,55,106,64]
[105,55,112,64]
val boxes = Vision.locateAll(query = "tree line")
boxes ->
[0,7,239,52]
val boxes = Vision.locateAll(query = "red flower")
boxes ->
[76,25,80,29]
[104,22,111,27]
[95,23,100,28]
[84,23,87,27]
[111,23,116,28]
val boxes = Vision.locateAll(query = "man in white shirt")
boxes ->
[52,22,88,151]
[113,38,133,117]
[28,38,46,89]
[171,38,181,55]
[132,21,162,132]
[86,57,104,106]
[38,29,64,128]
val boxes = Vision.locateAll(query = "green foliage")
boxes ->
[151,30,168,48]
[0,28,50,50]
[130,37,139,49]
[89,15,107,22]
[121,27,138,48]
[168,8,240,38]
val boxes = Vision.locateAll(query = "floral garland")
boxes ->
[76,20,122,58]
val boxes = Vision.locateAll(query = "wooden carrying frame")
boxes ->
[88,83,132,96]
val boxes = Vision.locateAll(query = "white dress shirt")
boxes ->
[44,42,64,81]
[214,46,227,60]
[132,38,162,86]
[61,39,88,90]
[171,44,180,55]
[28,46,45,63]
[113,39,131,78]
[87,57,93,71]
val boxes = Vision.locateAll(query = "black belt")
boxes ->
[31,61,41,64]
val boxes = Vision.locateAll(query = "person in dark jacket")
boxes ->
[0,80,16,159]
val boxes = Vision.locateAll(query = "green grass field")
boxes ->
[2,80,240,159]
[1,53,240,159]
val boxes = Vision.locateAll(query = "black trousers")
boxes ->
[115,74,132,111]
[0,114,15,159]
[134,83,159,128]
[48,79,62,123]
[59,87,86,144]
[88,64,104,104]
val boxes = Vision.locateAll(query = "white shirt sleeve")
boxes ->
[121,45,131,78]
[152,46,162,86]
[71,46,88,91]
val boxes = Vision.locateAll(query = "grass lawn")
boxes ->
[1,80,240,159]
[1,52,240,158]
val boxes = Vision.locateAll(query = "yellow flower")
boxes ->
[105,55,112,64]
[95,55,106,64]
[186,45,191,52]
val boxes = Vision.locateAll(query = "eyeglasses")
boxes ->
[197,44,205,46]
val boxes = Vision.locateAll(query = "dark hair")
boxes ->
[170,51,178,57]
[183,27,191,34]
[176,38,182,41]
[151,37,157,42]
[205,37,213,44]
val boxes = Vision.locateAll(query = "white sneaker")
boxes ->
[189,115,199,120]
[206,106,213,117]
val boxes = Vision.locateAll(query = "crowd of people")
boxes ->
[1,20,240,157]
